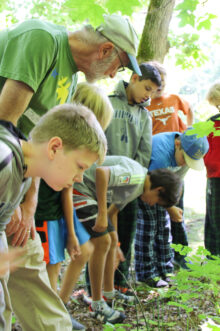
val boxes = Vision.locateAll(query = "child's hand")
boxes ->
[114,246,125,270]
[167,206,183,222]
[66,235,81,261]
[92,214,108,233]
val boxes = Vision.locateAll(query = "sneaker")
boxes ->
[90,299,125,324]
[174,257,192,270]
[144,277,168,288]
[104,289,136,307]
[161,273,175,284]
[114,285,134,296]
[82,294,92,306]
[64,303,85,330]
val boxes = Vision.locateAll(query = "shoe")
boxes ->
[161,273,175,284]
[64,303,85,330]
[144,277,168,288]
[104,289,136,307]
[174,257,192,270]
[114,285,133,296]
[89,299,125,324]
[82,294,92,306]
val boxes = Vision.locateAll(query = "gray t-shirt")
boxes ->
[0,122,32,230]
[74,156,148,211]
[106,80,152,168]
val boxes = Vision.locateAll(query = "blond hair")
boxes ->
[30,103,107,164]
[147,60,167,78]
[207,81,220,106]
[71,82,113,130]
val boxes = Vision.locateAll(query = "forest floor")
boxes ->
[12,170,220,330]
[12,215,220,331]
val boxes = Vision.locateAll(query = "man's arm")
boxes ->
[0,79,33,125]
[92,166,110,232]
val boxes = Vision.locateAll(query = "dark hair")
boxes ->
[148,168,183,208]
[138,62,161,87]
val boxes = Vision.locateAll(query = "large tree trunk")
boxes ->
[137,0,176,63]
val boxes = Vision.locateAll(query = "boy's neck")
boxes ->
[143,174,151,192]
[125,84,134,105]
[20,140,42,178]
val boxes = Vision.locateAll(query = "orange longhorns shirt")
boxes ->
[147,94,190,135]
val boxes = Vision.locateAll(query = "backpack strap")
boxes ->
[0,152,13,171]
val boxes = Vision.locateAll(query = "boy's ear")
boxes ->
[98,42,114,60]
[131,73,140,83]
[48,137,63,160]
[155,186,164,193]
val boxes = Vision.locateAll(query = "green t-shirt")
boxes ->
[0,20,79,220]
[0,19,78,137]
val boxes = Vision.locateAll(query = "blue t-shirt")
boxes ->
[149,132,180,171]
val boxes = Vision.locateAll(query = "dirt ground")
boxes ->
[12,215,216,331]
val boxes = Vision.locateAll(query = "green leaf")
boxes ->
[11,315,17,324]
[105,0,142,16]
[185,121,215,137]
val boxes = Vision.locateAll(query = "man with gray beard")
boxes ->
[0,14,141,331]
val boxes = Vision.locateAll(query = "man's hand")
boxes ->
[167,206,183,223]
[6,202,36,247]
[66,234,81,261]
[92,214,108,233]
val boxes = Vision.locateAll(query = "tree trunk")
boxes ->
[137,0,176,63]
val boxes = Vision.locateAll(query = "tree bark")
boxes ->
[137,0,176,63]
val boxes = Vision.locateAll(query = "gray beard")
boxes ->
[85,53,117,83]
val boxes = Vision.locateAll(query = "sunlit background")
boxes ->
[1,0,219,247]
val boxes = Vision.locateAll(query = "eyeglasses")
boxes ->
[115,48,125,72]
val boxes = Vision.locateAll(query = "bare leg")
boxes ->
[59,241,94,304]
[46,262,61,292]
[89,234,111,301]
[103,231,117,292]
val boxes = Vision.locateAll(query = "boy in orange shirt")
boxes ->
[147,61,194,269]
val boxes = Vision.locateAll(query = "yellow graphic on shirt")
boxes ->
[56,77,71,104]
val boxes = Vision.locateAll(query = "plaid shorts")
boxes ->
[135,198,173,280]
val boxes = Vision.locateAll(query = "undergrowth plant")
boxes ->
[165,244,220,329]
[103,245,220,330]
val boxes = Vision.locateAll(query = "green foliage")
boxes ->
[175,0,217,30]
[165,245,220,328]
[103,322,132,330]
[29,0,143,26]
[169,31,209,69]
[197,13,217,30]
[63,0,106,25]
[170,0,217,69]
[185,120,220,137]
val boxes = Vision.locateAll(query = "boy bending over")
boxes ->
[73,156,182,324]
[0,103,106,331]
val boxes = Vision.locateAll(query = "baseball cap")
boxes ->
[96,14,141,76]
[180,127,209,171]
